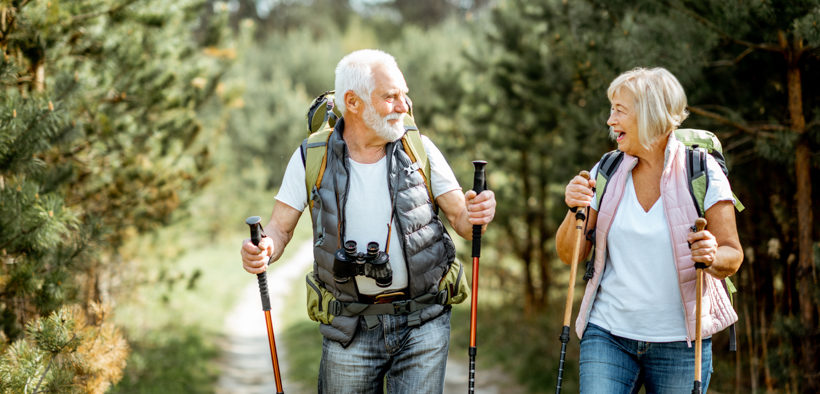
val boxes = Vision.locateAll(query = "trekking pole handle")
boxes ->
[569,171,591,220]
[472,160,487,195]
[692,218,708,270]
[246,216,272,312]
[694,217,707,232]
[471,160,487,257]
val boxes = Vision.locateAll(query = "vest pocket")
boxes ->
[306,271,335,324]
[438,259,471,305]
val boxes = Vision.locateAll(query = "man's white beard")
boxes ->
[363,102,406,142]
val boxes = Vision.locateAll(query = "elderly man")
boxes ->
[240,49,496,393]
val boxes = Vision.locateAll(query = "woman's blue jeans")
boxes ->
[318,309,451,393]
[580,323,712,394]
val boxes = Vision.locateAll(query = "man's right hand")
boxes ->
[241,237,274,274]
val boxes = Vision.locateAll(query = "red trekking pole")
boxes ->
[245,216,284,394]
[468,160,487,394]
[692,217,707,394]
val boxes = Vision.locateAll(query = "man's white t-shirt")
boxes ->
[275,135,461,295]
[587,154,735,342]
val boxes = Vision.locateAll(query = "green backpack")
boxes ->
[590,128,743,351]
[594,128,745,216]
[300,91,434,218]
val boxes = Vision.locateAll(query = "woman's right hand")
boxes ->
[565,174,596,210]
[241,237,274,274]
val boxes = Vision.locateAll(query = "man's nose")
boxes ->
[396,97,409,114]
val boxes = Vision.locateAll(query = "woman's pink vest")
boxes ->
[575,135,738,343]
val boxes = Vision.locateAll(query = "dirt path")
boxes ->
[215,240,524,394]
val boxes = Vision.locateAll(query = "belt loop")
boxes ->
[407,311,421,327]
[363,314,380,330]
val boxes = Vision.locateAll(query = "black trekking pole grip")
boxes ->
[471,160,487,257]
[246,216,271,312]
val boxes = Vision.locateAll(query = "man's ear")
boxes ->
[344,91,363,115]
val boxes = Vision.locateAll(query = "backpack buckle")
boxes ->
[404,162,420,176]
[329,300,342,316]
[392,300,411,314]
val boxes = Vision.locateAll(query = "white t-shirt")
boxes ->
[588,153,735,342]
[275,135,461,295]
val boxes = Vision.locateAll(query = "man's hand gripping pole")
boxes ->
[246,216,285,394]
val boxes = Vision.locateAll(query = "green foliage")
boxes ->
[113,330,219,393]
[432,0,819,390]
[0,305,129,394]
[0,0,234,389]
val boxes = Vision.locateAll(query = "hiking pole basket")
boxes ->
[692,217,707,394]
[468,160,487,394]
[556,170,591,394]
[245,216,285,394]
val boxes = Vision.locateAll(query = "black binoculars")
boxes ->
[333,240,392,287]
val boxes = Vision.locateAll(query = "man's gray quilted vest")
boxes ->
[309,121,456,345]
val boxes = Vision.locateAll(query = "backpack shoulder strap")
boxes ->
[595,150,624,210]
[401,125,436,211]
[685,146,709,217]
[302,128,333,215]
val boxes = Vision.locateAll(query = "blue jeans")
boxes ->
[318,309,451,393]
[579,323,712,394]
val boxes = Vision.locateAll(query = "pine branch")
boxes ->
[31,333,78,394]
[687,105,786,138]
[67,0,142,26]
[32,355,54,394]
[665,0,783,54]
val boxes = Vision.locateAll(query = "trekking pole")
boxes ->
[468,160,487,394]
[245,216,285,394]
[555,170,591,394]
[692,217,707,394]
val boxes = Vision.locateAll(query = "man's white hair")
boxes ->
[334,49,400,115]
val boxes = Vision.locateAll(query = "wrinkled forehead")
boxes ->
[371,63,408,94]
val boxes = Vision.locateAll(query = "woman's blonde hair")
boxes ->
[607,67,689,149]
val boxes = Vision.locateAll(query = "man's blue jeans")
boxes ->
[318,309,450,393]
[579,323,712,393]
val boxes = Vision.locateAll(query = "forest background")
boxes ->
[1,0,818,393]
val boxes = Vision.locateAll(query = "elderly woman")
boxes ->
[555,67,743,393]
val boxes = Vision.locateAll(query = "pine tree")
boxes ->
[0,0,231,390]
[662,1,820,390]
[432,0,625,314]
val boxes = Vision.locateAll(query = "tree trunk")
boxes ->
[536,154,551,310]
[786,50,816,390]
[521,150,537,315]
